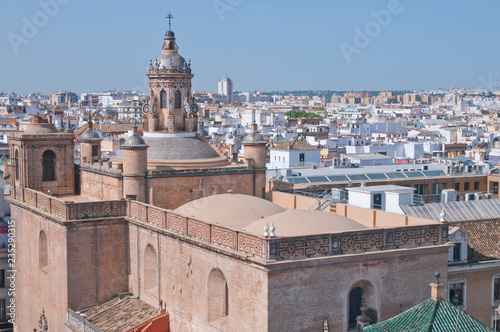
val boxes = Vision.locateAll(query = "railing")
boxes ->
[306,189,339,211]
[413,191,494,205]
[266,224,449,260]
[413,194,441,205]
[66,309,102,332]
[128,200,266,259]
[10,187,127,221]
[295,188,348,204]
[128,199,448,261]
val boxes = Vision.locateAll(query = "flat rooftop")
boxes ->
[282,164,451,185]
[348,185,415,193]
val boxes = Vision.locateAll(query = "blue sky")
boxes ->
[0,0,499,94]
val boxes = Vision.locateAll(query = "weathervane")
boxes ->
[166,11,174,31]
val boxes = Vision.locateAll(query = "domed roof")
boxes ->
[123,134,148,148]
[174,193,285,228]
[243,124,266,144]
[80,129,101,141]
[144,137,220,160]
[155,53,188,70]
[243,131,266,144]
[24,123,59,134]
[165,30,175,38]
[243,210,368,237]
[272,134,288,144]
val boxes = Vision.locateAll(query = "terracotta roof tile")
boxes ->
[83,296,159,332]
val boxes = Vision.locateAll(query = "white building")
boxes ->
[347,185,415,214]
[218,77,233,104]
[269,137,320,169]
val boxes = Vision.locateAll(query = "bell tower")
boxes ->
[143,12,199,133]
[9,114,75,196]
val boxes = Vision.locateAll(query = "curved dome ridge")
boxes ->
[174,194,285,227]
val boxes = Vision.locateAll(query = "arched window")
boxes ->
[161,90,167,109]
[349,287,363,328]
[144,244,158,295]
[42,150,56,182]
[14,150,19,181]
[175,90,181,109]
[39,230,48,270]
[208,268,228,322]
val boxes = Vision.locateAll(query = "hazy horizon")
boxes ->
[1,0,499,95]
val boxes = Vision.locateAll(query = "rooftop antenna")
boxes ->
[166,10,174,31]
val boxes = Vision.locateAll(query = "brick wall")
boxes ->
[12,205,69,332]
[268,248,449,332]
[67,220,129,311]
[80,170,122,201]
[448,267,500,327]
[149,172,256,210]
[129,224,269,332]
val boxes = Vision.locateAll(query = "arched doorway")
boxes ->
[348,287,363,328]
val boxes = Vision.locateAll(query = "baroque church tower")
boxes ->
[143,13,198,133]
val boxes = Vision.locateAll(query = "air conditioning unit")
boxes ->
[475,193,485,200]
[442,189,457,203]
[485,193,495,199]
[464,193,475,201]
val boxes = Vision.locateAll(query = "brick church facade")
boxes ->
[9,23,452,332]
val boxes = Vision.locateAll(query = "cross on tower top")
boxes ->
[166,11,174,31]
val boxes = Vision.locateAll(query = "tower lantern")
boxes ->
[143,12,198,133]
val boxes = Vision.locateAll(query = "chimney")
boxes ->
[430,272,444,300]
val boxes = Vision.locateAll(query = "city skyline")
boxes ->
[1,0,500,94]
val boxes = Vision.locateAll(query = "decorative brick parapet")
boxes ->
[11,187,449,261]
[130,201,147,222]
[11,187,127,221]
[66,201,127,220]
[127,200,266,259]
[187,218,210,242]
[126,200,449,262]
[211,226,237,251]
[166,213,187,235]
[267,225,448,260]
[80,162,123,176]
[147,207,166,228]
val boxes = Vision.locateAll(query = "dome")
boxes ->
[165,30,175,38]
[272,134,288,144]
[243,210,368,237]
[24,123,59,134]
[80,129,101,141]
[174,193,285,228]
[243,131,266,144]
[144,137,220,160]
[155,53,188,70]
[123,134,148,148]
